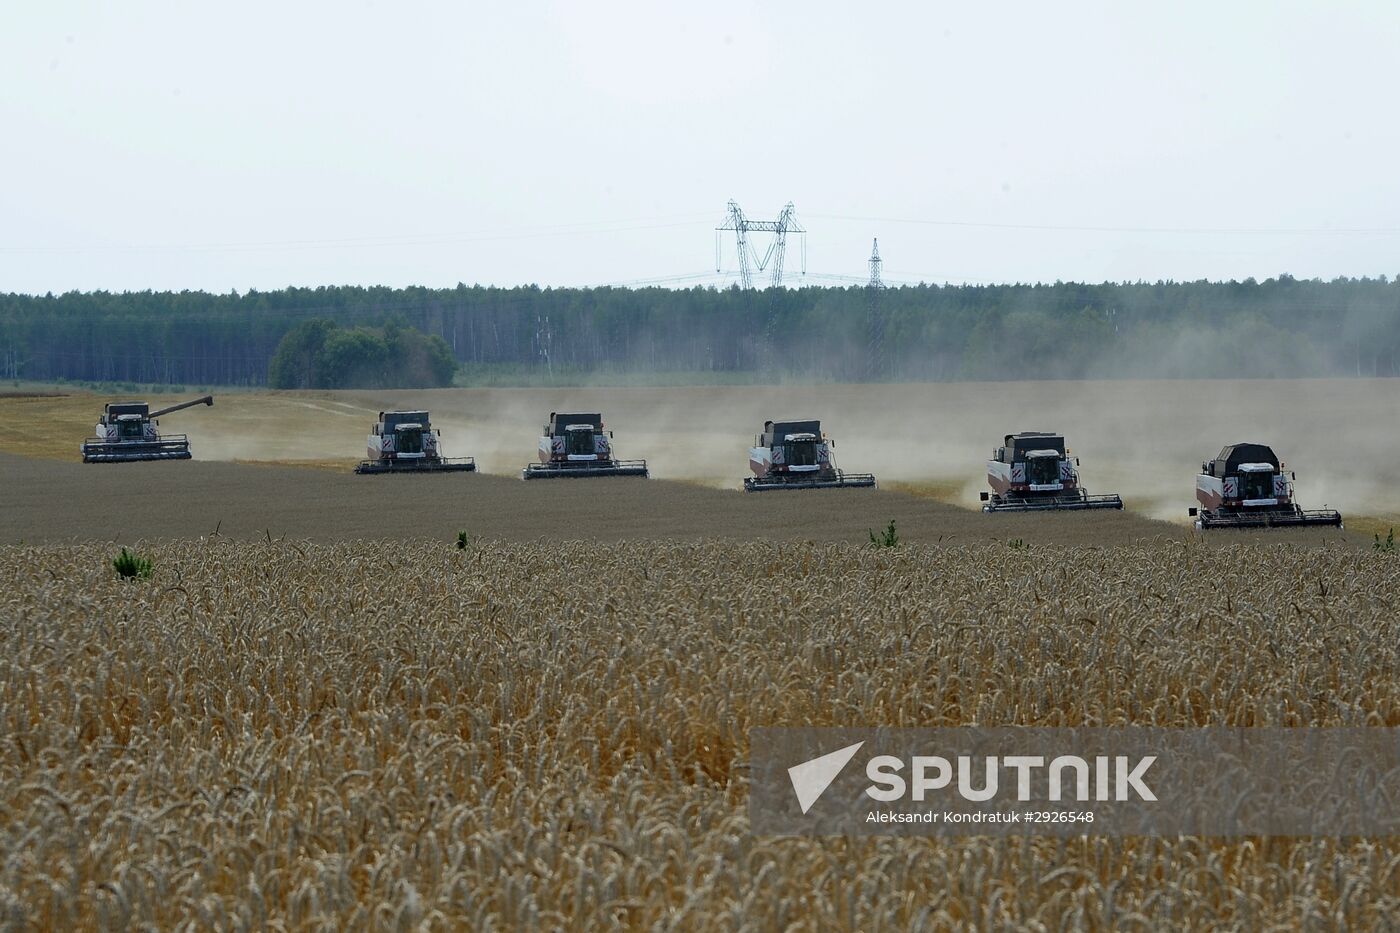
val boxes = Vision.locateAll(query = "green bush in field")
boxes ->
[113,547,153,580]
[868,519,899,549]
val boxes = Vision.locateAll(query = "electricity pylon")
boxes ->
[867,238,885,380]
[715,200,806,289]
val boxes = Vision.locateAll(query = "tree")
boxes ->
[268,319,335,389]
[316,329,389,388]
[264,319,455,389]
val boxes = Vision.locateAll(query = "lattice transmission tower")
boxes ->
[867,238,886,380]
[535,312,553,377]
[714,200,806,289]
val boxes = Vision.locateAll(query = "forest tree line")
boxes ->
[2,275,1398,386]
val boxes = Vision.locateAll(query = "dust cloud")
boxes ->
[174,380,1400,524]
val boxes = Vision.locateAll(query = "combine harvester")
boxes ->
[745,419,875,491]
[523,412,648,479]
[356,410,475,474]
[981,431,1122,512]
[1189,443,1341,530]
[81,395,213,463]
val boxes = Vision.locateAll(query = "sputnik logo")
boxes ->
[788,741,865,814]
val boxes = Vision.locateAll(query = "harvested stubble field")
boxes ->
[2,538,1399,929]
[2,451,1193,548]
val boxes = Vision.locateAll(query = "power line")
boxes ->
[0,214,717,255]
[7,207,1400,258]
[807,211,1400,237]
[592,271,736,288]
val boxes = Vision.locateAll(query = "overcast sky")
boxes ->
[4,1,1399,294]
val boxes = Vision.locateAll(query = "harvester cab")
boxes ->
[981,431,1122,512]
[81,395,213,463]
[393,421,427,456]
[1189,443,1341,529]
[356,410,475,474]
[744,419,876,491]
[112,406,149,440]
[522,412,649,479]
[1022,448,1063,487]
[564,421,601,458]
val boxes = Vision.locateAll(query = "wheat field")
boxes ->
[3,537,1397,930]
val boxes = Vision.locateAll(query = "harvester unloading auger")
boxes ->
[523,412,649,479]
[356,410,475,474]
[81,395,213,463]
[1189,443,1341,530]
[981,431,1122,512]
[745,419,875,491]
